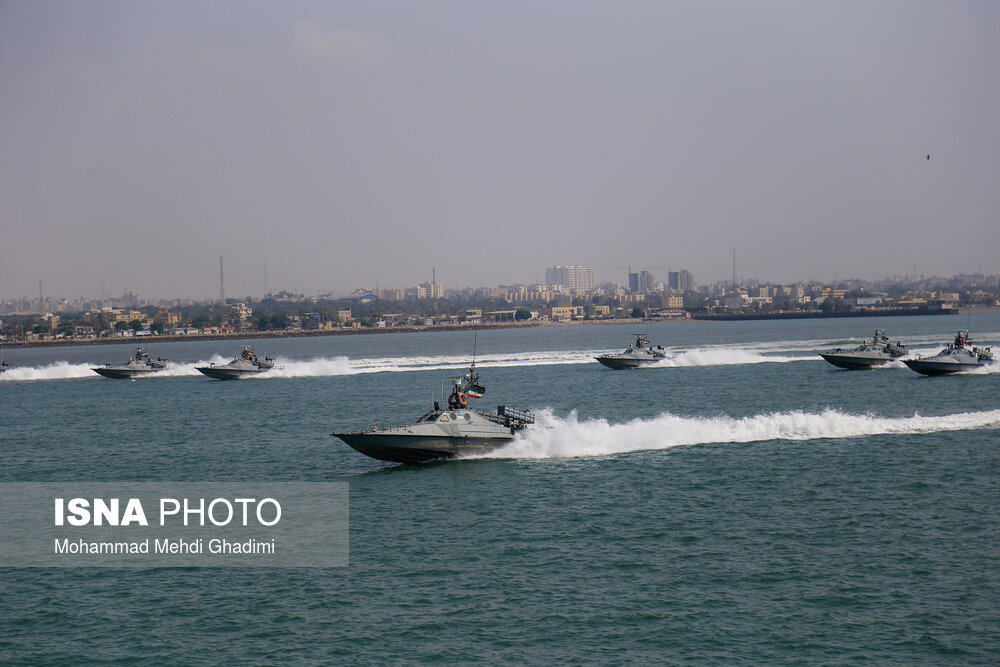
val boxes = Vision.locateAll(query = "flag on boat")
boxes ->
[467,384,485,398]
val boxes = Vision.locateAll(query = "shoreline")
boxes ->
[689,307,958,322]
[4,307,996,349]
[3,320,545,349]
[1,318,679,350]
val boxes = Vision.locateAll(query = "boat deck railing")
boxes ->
[349,404,535,434]
[354,420,411,434]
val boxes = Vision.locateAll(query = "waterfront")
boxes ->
[8,306,997,350]
[2,314,999,664]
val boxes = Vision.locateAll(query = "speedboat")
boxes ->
[903,330,995,376]
[332,363,534,464]
[92,348,168,379]
[820,329,908,369]
[595,333,670,369]
[196,346,275,380]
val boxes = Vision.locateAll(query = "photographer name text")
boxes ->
[54,537,275,555]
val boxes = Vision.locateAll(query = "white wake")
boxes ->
[653,348,804,367]
[0,361,99,381]
[4,333,995,381]
[478,408,1000,459]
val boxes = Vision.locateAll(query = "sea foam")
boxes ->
[478,408,1000,459]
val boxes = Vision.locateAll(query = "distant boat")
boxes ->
[819,329,908,369]
[595,333,671,369]
[196,346,276,380]
[903,331,995,376]
[92,348,168,379]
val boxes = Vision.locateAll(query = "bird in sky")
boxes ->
[926,154,931,160]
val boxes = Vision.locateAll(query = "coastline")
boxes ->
[5,307,995,349]
[2,317,683,349]
[690,307,959,322]
[4,320,545,349]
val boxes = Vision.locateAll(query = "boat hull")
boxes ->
[93,367,164,379]
[333,433,514,464]
[196,367,269,380]
[594,356,662,370]
[819,353,898,370]
[902,359,988,376]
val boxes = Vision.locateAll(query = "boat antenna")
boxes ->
[472,326,478,368]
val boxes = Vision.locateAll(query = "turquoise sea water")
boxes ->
[2,314,999,664]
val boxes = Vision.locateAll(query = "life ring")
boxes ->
[457,392,468,406]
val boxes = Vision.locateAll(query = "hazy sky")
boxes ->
[2,1,998,300]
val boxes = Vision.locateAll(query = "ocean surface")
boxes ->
[2,313,999,664]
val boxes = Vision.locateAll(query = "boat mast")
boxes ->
[472,326,478,369]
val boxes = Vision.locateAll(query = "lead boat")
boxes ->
[332,363,535,464]
[92,348,168,379]
[820,329,908,369]
[903,330,995,376]
[196,345,275,380]
[595,333,670,369]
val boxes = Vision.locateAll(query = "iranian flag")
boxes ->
[467,384,485,398]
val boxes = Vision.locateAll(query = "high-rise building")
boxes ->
[629,271,655,293]
[545,266,595,291]
[420,281,443,299]
[668,270,696,292]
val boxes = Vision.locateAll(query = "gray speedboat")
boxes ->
[595,333,670,369]
[92,348,168,379]
[903,331,995,376]
[196,346,275,380]
[820,329,908,369]
[332,363,534,464]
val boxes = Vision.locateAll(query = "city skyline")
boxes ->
[2,2,999,301]
[5,263,998,311]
